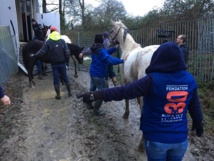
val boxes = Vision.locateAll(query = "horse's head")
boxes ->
[43,24,51,40]
[110,20,129,44]
[67,43,84,64]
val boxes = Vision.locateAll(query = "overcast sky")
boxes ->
[85,0,165,16]
[42,0,165,17]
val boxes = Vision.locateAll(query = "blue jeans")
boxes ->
[35,60,44,74]
[51,64,69,85]
[144,139,188,161]
[90,76,106,91]
[105,65,116,80]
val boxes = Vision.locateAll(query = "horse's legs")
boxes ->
[28,68,35,88]
[71,55,78,77]
[28,73,35,88]
[137,96,143,111]
[138,134,144,152]
[137,97,144,152]
[123,99,130,118]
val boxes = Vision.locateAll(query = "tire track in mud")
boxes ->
[0,69,197,161]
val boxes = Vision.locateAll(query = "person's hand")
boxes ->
[122,54,129,61]
[79,53,83,59]
[1,95,11,106]
[114,40,120,45]
[76,90,104,103]
[191,121,204,137]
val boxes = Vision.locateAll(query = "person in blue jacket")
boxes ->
[78,42,204,160]
[0,87,11,105]
[88,33,125,116]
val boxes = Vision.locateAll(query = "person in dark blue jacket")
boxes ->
[32,26,71,100]
[0,87,11,105]
[78,42,204,160]
[88,34,125,116]
[176,34,189,65]
[31,19,46,79]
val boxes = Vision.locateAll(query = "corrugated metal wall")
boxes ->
[0,26,18,88]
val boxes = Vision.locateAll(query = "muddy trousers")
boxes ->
[54,85,61,100]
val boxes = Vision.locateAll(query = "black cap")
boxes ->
[94,34,103,44]
[31,19,36,22]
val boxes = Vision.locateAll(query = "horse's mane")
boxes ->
[114,21,128,30]
[111,20,140,51]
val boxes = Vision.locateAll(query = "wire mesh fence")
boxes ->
[0,26,18,88]
[62,18,214,85]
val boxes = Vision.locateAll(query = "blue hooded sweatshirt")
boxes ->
[103,42,203,143]
[90,44,123,78]
[0,87,5,99]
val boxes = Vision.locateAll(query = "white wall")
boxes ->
[0,0,20,56]
[36,13,60,33]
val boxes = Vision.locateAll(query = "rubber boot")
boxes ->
[86,102,93,109]
[65,83,72,97]
[54,85,61,100]
[93,99,105,116]
[42,70,47,76]
[38,73,43,80]
[112,76,117,87]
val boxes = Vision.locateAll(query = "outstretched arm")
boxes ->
[34,41,49,57]
[77,75,152,103]
[0,87,11,105]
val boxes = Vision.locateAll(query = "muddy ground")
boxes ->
[0,66,213,161]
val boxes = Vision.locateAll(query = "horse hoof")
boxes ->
[123,113,129,119]
[74,74,78,78]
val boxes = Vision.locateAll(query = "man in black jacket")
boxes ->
[176,34,189,65]
[33,26,71,99]
[31,19,44,41]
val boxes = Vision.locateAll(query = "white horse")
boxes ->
[110,20,160,152]
[46,28,78,77]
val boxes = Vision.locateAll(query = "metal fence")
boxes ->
[0,26,18,88]
[62,18,214,85]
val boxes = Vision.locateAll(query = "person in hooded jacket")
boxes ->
[78,42,204,160]
[88,34,125,116]
[0,86,11,105]
[32,26,71,100]
[176,34,189,65]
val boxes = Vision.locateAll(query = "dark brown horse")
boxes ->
[22,40,84,87]
[43,25,80,77]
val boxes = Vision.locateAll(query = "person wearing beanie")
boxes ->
[0,87,11,105]
[86,33,126,116]
[32,26,71,100]
[78,42,204,160]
